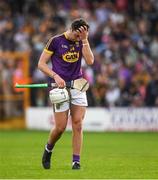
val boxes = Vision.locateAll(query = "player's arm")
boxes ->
[82,39,94,65]
[77,26,94,65]
[38,51,57,79]
[38,39,65,87]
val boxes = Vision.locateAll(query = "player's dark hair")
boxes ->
[71,18,89,32]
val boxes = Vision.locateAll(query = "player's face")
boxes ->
[71,31,82,41]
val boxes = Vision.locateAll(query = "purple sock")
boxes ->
[46,143,54,152]
[73,154,80,162]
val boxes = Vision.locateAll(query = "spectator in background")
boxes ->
[1,0,158,108]
[2,59,15,118]
[145,69,158,106]
[105,81,120,107]
[150,35,158,61]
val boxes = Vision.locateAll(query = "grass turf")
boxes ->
[0,130,158,179]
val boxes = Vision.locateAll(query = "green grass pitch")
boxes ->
[0,130,158,179]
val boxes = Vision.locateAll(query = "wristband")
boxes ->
[82,39,88,43]
[83,43,89,46]
[52,73,57,78]
[83,43,89,45]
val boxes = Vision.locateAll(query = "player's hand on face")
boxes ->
[76,26,88,40]
[54,74,66,88]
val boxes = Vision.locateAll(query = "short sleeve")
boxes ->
[44,37,56,55]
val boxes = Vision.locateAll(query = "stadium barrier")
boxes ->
[26,107,158,131]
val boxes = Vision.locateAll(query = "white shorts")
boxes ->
[53,89,88,112]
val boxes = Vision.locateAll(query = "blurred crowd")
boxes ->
[1,0,158,111]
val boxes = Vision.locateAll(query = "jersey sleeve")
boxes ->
[44,37,56,55]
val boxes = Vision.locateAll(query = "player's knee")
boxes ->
[55,126,66,134]
[73,120,82,132]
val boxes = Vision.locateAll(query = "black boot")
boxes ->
[72,162,80,170]
[42,149,52,169]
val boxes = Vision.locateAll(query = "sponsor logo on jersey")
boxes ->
[62,51,79,63]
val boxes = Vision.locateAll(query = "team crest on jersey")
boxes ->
[61,44,68,49]
[62,51,79,63]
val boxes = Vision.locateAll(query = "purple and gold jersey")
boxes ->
[44,33,83,82]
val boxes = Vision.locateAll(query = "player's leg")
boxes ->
[71,104,86,169]
[48,110,69,146]
[42,103,69,169]
[70,88,87,169]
